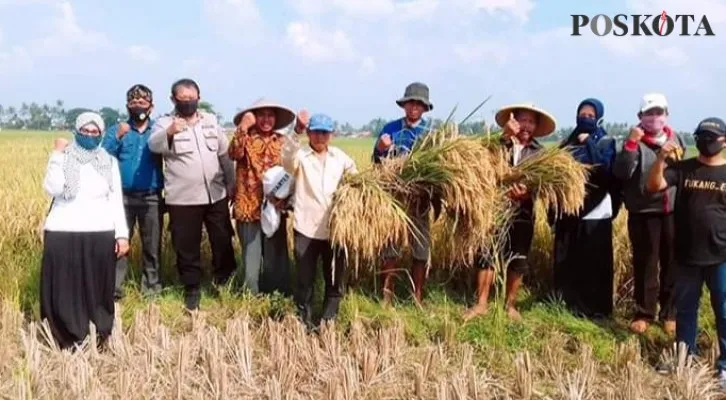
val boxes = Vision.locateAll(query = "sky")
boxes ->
[1,0,725,131]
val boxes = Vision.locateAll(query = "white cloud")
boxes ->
[453,41,509,65]
[127,45,160,64]
[33,1,108,57]
[0,45,32,75]
[288,0,441,20]
[360,56,376,74]
[286,21,356,63]
[0,0,108,77]
[657,46,689,66]
[396,0,440,19]
[628,0,726,24]
[287,0,327,16]
[458,0,535,23]
[202,0,263,40]
[591,0,724,68]
[331,0,395,16]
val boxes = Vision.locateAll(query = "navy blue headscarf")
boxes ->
[562,98,615,169]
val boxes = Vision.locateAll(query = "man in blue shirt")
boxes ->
[102,84,164,299]
[372,82,434,306]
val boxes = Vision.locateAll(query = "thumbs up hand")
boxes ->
[503,112,520,141]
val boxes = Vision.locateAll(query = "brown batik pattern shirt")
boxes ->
[228,126,284,222]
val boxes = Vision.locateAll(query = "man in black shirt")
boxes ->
[647,117,726,385]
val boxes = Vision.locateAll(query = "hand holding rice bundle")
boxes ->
[329,102,590,275]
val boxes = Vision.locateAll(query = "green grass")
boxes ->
[0,129,718,376]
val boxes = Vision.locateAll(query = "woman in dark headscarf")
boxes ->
[552,98,620,318]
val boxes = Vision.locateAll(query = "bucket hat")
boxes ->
[396,82,433,111]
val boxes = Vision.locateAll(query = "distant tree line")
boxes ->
[0,101,694,144]
[0,101,218,131]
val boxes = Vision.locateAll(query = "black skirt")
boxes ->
[40,230,116,349]
[553,216,614,318]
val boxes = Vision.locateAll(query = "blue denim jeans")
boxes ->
[675,262,726,371]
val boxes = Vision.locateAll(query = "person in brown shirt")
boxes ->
[229,98,306,295]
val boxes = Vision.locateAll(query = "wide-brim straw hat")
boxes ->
[494,103,557,138]
[233,98,296,130]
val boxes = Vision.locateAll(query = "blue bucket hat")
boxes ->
[308,113,335,132]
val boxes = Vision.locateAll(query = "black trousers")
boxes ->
[554,216,614,318]
[41,231,116,349]
[166,199,237,293]
[628,212,676,321]
[294,231,346,327]
[480,214,534,274]
[115,192,163,298]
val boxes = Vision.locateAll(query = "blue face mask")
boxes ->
[576,116,598,133]
[75,131,102,150]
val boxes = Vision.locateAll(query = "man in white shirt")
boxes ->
[282,113,357,330]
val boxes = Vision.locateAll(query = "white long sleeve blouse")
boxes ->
[43,150,129,239]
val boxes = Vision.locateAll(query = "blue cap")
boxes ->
[308,113,334,132]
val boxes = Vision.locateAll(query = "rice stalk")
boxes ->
[503,146,590,218]
[329,170,415,276]
[382,125,513,268]
[513,352,533,400]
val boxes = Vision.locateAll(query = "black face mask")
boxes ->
[696,135,724,157]
[175,99,198,117]
[127,106,151,123]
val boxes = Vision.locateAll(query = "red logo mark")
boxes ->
[660,10,668,35]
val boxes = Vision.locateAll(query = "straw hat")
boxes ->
[233,98,296,130]
[495,103,557,138]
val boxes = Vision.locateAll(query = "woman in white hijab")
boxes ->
[41,111,129,350]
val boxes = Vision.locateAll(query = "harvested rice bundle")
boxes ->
[477,134,511,182]
[329,171,415,275]
[431,189,514,268]
[393,126,511,268]
[502,146,590,217]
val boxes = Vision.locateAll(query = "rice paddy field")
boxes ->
[0,130,723,399]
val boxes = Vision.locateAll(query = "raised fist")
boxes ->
[117,122,131,139]
[295,109,310,134]
[628,126,645,142]
[54,137,69,151]
[658,140,679,161]
[240,112,256,131]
